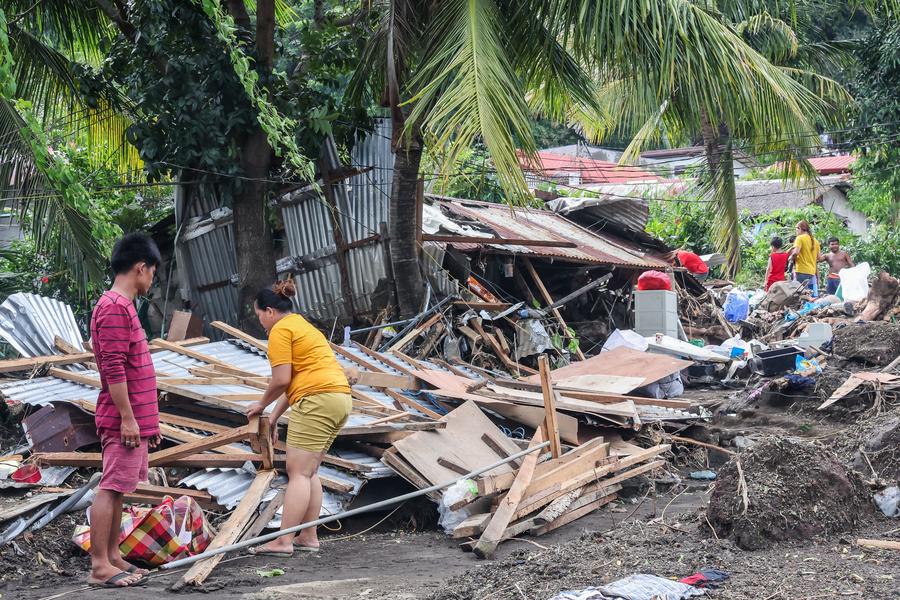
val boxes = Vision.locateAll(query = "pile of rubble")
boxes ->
[0,292,706,582]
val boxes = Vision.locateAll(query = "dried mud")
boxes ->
[707,436,872,550]
[832,322,900,367]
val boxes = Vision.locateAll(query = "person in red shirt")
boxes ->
[87,233,161,588]
[669,249,709,280]
[764,236,790,291]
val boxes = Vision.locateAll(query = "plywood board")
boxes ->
[393,401,521,486]
[523,347,691,392]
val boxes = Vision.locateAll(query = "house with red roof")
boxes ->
[518,150,659,189]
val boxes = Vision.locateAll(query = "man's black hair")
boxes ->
[770,236,783,249]
[828,237,839,244]
[110,233,162,275]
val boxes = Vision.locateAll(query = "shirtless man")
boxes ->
[820,237,853,296]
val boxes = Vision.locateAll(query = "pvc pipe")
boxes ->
[160,440,550,570]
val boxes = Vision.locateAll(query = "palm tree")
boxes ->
[352,0,858,307]
[0,1,137,294]
[578,0,897,275]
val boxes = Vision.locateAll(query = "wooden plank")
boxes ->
[481,433,521,469]
[538,355,562,459]
[150,339,258,376]
[147,421,255,466]
[473,428,545,559]
[355,371,417,390]
[48,367,101,387]
[239,489,285,542]
[451,301,511,311]
[0,352,95,373]
[33,452,266,468]
[818,376,867,410]
[437,457,470,476]
[387,312,445,353]
[521,257,585,360]
[180,470,276,587]
[856,538,900,551]
[54,335,86,355]
[512,449,667,520]
[381,447,442,502]
[134,483,214,502]
[530,491,619,536]
[211,321,268,352]
[422,234,577,248]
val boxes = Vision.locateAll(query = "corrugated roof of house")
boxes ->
[519,150,659,184]
[732,175,847,216]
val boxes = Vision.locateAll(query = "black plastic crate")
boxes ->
[751,347,804,376]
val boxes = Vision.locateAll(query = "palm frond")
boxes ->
[406,0,534,203]
[736,12,799,63]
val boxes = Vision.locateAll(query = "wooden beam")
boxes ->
[530,491,618,536]
[469,318,537,376]
[150,338,258,376]
[857,538,900,551]
[48,367,101,387]
[0,352,95,373]
[538,355,562,459]
[473,428,545,559]
[54,336,85,355]
[521,257,585,360]
[355,371,418,390]
[387,312,444,353]
[240,489,285,543]
[33,452,266,469]
[210,321,268,352]
[147,420,256,466]
[422,235,577,248]
[180,470,276,587]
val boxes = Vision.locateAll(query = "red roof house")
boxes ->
[519,150,659,186]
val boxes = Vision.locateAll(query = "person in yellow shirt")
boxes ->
[788,220,820,296]
[246,280,352,556]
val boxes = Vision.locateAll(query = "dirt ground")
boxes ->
[3,384,899,600]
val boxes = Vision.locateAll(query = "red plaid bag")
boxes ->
[73,495,214,567]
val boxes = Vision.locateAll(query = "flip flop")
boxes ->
[248,546,294,558]
[88,571,147,588]
[126,565,150,576]
[293,545,320,553]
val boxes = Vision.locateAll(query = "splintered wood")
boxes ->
[389,401,670,558]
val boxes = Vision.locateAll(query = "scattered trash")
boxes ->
[257,568,285,577]
[689,470,717,481]
[549,574,707,600]
[874,486,899,518]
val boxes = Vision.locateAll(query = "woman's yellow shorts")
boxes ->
[286,392,352,452]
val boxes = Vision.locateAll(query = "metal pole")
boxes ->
[160,440,550,570]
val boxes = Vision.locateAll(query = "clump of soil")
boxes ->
[0,511,88,589]
[832,322,900,367]
[837,408,900,482]
[707,436,872,550]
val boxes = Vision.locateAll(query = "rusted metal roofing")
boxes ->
[428,197,669,270]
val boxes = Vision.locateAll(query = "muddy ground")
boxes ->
[3,384,899,600]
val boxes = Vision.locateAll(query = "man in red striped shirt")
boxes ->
[87,233,161,588]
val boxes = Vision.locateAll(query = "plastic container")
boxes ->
[633,290,679,339]
[839,262,871,302]
[751,347,804,376]
[723,291,750,322]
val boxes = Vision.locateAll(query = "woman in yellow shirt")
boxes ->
[246,280,352,556]
[788,220,820,296]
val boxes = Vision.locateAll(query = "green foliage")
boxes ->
[847,224,900,275]
[195,0,314,182]
[848,148,900,225]
[646,194,717,255]
[423,145,504,203]
[0,9,14,97]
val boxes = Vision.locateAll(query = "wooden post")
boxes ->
[321,157,356,318]
[538,354,562,459]
[522,257,586,360]
[415,178,424,257]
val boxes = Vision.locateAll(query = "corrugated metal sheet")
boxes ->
[431,198,669,270]
[0,293,83,357]
[279,125,394,322]
[176,187,239,331]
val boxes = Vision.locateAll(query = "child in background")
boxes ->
[764,236,789,291]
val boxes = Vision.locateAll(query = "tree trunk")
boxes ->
[232,0,276,336]
[390,138,425,318]
[700,108,740,276]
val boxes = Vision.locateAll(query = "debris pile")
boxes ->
[0,291,704,581]
[707,436,872,550]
